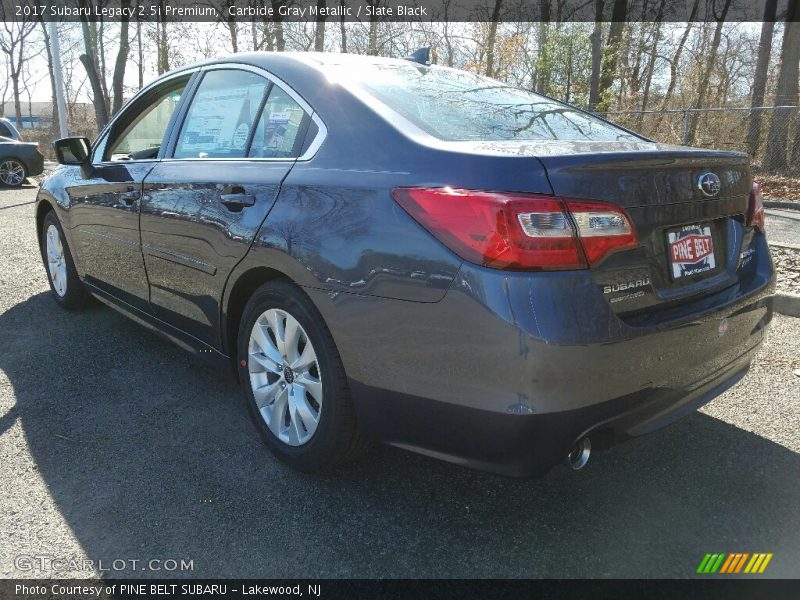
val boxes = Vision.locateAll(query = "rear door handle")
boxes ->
[220,193,256,208]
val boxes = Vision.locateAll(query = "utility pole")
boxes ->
[48,21,69,138]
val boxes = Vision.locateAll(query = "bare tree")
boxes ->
[686,0,731,144]
[746,0,777,157]
[0,2,37,129]
[766,0,800,171]
[37,17,60,134]
[484,0,504,77]
[534,0,551,93]
[587,0,603,110]
[652,1,699,131]
[76,0,109,128]
[595,0,626,112]
[110,1,130,115]
[638,0,665,124]
[314,0,327,51]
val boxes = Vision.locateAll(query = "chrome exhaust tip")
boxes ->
[567,437,591,470]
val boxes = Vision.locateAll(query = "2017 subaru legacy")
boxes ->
[36,51,774,476]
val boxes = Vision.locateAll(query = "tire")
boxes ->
[0,158,26,187]
[40,210,89,309]
[238,280,368,472]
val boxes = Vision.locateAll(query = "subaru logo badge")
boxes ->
[698,172,721,198]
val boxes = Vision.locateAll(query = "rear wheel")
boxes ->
[0,158,26,187]
[40,211,89,309]
[238,280,367,471]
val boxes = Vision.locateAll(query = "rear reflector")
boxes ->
[391,187,638,271]
[748,181,765,232]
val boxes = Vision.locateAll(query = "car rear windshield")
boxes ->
[350,63,637,142]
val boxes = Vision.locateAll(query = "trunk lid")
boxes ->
[533,141,752,315]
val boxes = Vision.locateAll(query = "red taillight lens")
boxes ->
[391,187,638,271]
[748,181,765,232]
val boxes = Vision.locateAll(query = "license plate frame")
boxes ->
[665,223,717,280]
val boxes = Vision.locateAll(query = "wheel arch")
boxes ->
[223,266,296,363]
[35,197,56,248]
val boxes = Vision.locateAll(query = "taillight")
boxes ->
[748,181,765,232]
[391,187,638,271]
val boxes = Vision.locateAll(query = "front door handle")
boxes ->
[220,192,256,209]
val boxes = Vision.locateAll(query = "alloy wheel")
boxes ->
[0,159,25,186]
[46,224,67,297]
[248,308,323,446]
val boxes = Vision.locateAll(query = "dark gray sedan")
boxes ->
[35,52,774,477]
[0,135,44,187]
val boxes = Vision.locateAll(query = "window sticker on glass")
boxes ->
[249,87,308,158]
[174,70,268,159]
[269,111,291,124]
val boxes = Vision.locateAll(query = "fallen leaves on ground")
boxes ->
[754,174,800,202]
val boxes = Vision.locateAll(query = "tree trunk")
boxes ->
[314,0,326,51]
[766,0,800,172]
[97,20,110,115]
[595,0,627,112]
[686,0,731,145]
[339,0,347,52]
[535,0,550,94]
[484,0,503,77]
[158,12,169,74]
[77,2,109,131]
[79,53,108,130]
[271,1,286,51]
[746,0,777,158]
[588,0,603,110]
[137,20,143,88]
[638,0,665,126]
[228,19,239,52]
[368,6,378,55]
[39,19,60,135]
[11,74,22,129]
[111,2,130,115]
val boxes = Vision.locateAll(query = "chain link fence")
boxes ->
[596,106,800,177]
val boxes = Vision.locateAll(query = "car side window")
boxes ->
[248,86,310,159]
[104,78,187,161]
[173,70,269,159]
[0,122,11,138]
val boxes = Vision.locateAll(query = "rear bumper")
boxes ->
[304,234,774,477]
[351,349,755,477]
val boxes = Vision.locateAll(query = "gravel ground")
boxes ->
[772,245,800,296]
[0,185,798,579]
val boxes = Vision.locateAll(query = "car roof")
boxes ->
[170,51,417,84]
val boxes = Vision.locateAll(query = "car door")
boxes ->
[66,73,193,312]
[139,66,315,346]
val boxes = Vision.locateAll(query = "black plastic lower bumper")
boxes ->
[352,344,758,478]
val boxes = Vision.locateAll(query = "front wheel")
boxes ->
[238,280,367,471]
[40,211,89,309]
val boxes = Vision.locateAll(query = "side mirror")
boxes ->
[53,137,91,165]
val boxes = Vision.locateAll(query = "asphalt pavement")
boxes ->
[1,185,798,579]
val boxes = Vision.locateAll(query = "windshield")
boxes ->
[346,62,637,143]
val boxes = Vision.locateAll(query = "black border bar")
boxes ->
[0,0,791,23]
[3,579,800,600]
